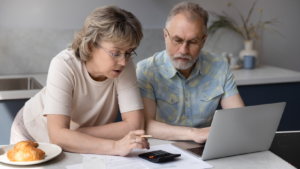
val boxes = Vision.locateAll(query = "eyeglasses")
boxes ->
[99,45,137,61]
[165,28,206,48]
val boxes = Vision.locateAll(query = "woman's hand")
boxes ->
[114,130,150,156]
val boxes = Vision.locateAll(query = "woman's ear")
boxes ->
[88,43,93,52]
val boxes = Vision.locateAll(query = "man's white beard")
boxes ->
[167,50,198,70]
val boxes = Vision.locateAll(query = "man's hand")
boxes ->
[190,127,210,143]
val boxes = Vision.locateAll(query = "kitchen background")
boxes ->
[0,0,299,75]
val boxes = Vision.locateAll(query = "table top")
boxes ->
[0,139,296,169]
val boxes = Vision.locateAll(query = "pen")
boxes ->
[141,135,152,138]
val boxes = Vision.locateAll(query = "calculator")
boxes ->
[138,150,181,163]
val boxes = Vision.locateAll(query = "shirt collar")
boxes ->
[164,50,204,79]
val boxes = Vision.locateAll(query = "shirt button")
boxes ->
[171,99,174,103]
[185,98,188,101]
[187,116,190,119]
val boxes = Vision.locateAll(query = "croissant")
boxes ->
[7,141,45,162]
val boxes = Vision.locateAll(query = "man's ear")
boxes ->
[201,34,208,48]
[163,29,168,38]
[163,29,169,45]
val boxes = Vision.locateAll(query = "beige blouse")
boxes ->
[23,49,144,142]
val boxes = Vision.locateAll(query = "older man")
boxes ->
[136,2,244,143]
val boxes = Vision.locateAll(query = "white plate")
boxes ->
[0,142,62,165]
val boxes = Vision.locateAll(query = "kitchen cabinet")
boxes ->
[0,99,28,144]
[214,65,300,131]
[232,65,300,131]
[238,82,300,131]
[0,74,46,145]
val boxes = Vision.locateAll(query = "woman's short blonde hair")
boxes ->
[72,5,143,61]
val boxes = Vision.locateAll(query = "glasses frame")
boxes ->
[164,28,206,48]
[98,45,137,61]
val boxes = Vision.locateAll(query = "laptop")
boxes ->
[171,102,286,160]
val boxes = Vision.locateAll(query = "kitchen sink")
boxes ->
[0,78,43,91]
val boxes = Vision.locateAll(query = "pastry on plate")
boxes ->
[7,141,45,162]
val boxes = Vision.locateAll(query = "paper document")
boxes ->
[81,153,147,169]
[82,156,106,169]
[65,155,146,169]
[66,144,212,169]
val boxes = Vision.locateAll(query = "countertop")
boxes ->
[0,139,296,169]
[1,65,300,100]
[232,64,300,86]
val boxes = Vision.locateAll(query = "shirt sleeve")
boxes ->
[43,57,74,116]
[136,61,156,101]
[116,60,144,113]
[222,61,239,99]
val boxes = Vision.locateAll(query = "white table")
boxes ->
[0,139,296,169]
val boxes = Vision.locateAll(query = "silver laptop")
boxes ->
[171,102,286,160]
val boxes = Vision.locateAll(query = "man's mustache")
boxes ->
[173,54,192,60]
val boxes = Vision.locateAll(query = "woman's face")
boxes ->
[86,41,133,81]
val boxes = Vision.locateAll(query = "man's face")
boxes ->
[164,13,207,70]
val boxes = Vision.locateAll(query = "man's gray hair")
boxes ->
[165,2,209,34]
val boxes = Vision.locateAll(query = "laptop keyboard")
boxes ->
[187,147,204,156]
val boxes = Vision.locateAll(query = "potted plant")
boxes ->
[208,0,282,60]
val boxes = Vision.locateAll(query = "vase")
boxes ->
[239,40,258,60]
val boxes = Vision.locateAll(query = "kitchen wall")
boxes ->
[0,0,299,75]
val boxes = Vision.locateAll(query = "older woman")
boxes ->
[10,5,149,156]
